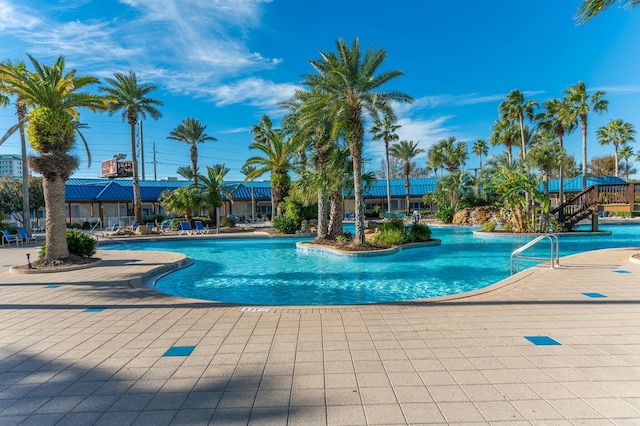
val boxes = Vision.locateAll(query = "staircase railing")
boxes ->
[510,234,560,274]
[550,185,599,228]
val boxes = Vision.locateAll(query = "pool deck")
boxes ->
[1,236,640,425]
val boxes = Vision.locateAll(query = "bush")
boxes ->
[436,206,454,223]
[39,229,97,259]
[502,222,514,232]
[483,221,496,232]
[408,223,432,242]
[273,215,299,234]
[370,227,406,247]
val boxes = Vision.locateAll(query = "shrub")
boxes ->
[408,223,432,242]
[370,227,406,247]
[502,222,514,232]
[483,221,496,232]
[273,215,299,234]
[39,229,97,259]
[436,206,454,223]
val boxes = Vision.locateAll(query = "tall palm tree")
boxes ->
[472,139,489,169]
[243,116,296,217]
[167,117,216,186]
[564,81,608,189]
[489,118,519,166]
[620,145,635,181]
[426,144,445,178]
[596,119,636,177]
[575,0,639,23]
[370,114,401,215]
[389,140,425,213]
[100,71,163,224]
[527,137,566,197]
[437,136,468,174]
[0,55,106,262]
[0,60,31,234]
[498,89,538,159]
[537,97,577,203]
[300,38,412,245]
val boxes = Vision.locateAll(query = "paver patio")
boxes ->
[1,237,640,425]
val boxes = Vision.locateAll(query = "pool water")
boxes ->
[106,224,640,305]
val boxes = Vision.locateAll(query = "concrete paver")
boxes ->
[1,240,640,424]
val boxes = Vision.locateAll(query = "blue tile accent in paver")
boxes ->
[613,269,631,274]
[44,285,61,288]
[583,292,607,298]
[163,346,195,357]
[84,307,107,313]
[524,336,561,346]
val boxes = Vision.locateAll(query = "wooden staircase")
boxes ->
[551,183,640,230]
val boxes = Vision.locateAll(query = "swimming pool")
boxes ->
[105,223,640,305]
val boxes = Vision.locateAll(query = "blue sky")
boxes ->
[1,0,639,181]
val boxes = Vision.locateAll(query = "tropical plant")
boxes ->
[596,119,636,177]
[389,140,424,213]
[0,55,106,263]
[243,115,296,217]
[167,117,217,186]
[472,139,489,169]
[489,118,519,166]
[176,166,195,181]
[527,137,566,196]
[563,81,608,189]
[498,89,538,159]
[537,97,576,203]
[160,186,203,226]
[100,71,163,224]
[39,229,97,260]
[620,145,635,180]
[273,215,299,234]
[492,166,548,233]
[370,114,400,214]
[198,164,236,218]
[300,38,412,245]
[434,136,468,174]
[575,0,639,23]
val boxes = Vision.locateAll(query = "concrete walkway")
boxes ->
[1,240,640,425]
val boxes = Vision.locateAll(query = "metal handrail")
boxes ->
[510,234,560,274]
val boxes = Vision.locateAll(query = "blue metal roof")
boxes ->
[540,175,627,193]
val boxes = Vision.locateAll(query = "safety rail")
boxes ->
[510,234,560,274]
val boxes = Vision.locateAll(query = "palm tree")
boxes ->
[0,55,106,262]
[564,81,608,189]
[243,115,296,217]
[620,145,635,181]
[301,38,412,245]
[596,119,636,177]
[160,186,203,227]
[489,118,519,166]
[176,166,195,181]
[168,118,217,187]
[472,139,489,169]
[100,71,163,224]
[426,144,445,178]
[498,89,538,159]
[389,140,425,213]
[527,137,566,197]
[437,136,468,174]
[575,0,639,23]
[199,164,236,222]
[370,115,401,215]
[537,97,577,204]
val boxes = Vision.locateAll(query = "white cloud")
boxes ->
[592,84,640,95]
[209,77,300,108]
[396,90,546,114]
[0,0,40,30]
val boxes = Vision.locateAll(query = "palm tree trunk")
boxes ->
[348,114,366,245]
[614,144,619,177]
[519,114,526,159]
[327,190,343,239]
[17,99,30,234]
[129,120,143,224]
[385,139,392,215]
[43,176,70,261]
[581,114,588,190]
[191,145,198,186]
[317,192,329,239]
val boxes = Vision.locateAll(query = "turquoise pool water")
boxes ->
[105,223,640,305]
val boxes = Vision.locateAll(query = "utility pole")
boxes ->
[153,142,157,181]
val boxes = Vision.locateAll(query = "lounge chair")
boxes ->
[194,221,209,234]
[1,230,22,247]
[17,228,36,244]
[179,221,193,235]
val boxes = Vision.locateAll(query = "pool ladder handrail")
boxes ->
[510,234,560,274]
